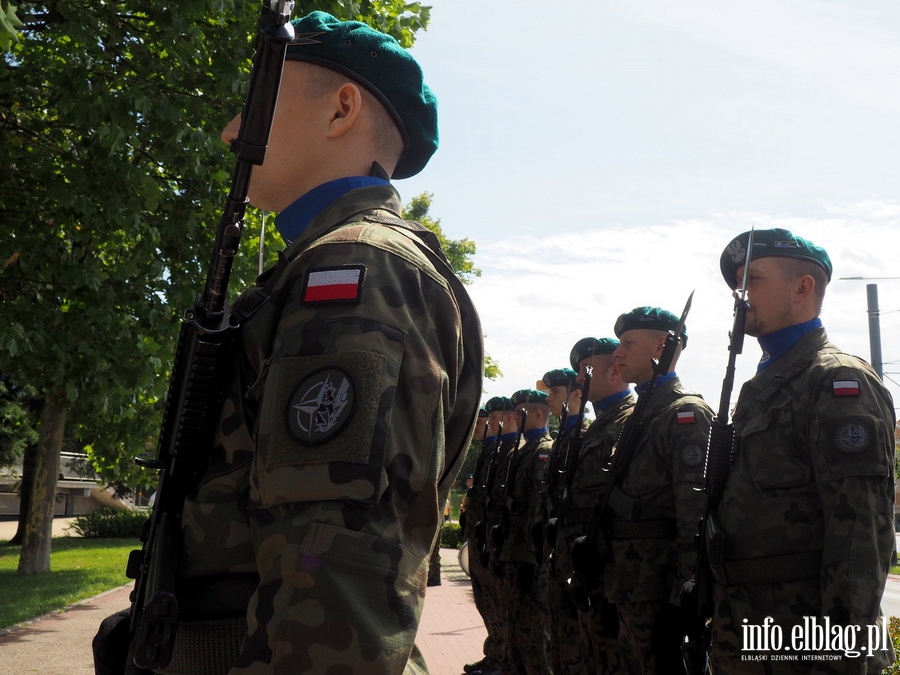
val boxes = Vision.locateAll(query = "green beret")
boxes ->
[485,396,515,413]
[569,337,619,371]
[542,368,578,389]
[285,11,438,179]
[720,228,833,289]
[477,406,488,418]
[614,307,688,348]
[511,389,549,407]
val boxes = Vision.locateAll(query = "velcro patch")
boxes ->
[832,380,861,397]
[676,411,696,425]
[302,265,365,303]
[286,367,355,445]
[834,421,871,453]
[681,444,704,467]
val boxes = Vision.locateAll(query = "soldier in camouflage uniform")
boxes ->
[709,229,895,673]
[95,12,483,675]
[542,364,593,675]
[557,338,635,674]
[604,307,713,674]
[463,408,506,675]
[465,396,520,675]
[496,389,554,674]
[484,397,525,671]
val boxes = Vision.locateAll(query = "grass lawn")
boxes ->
[0,537,135,630]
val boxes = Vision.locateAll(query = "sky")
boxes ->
[395,0,900,414]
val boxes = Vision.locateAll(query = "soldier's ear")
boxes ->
[795,274,815,304]
[326,82,363,139]
[655,333,667,355]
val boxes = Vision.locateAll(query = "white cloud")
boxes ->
[469,201,900,412]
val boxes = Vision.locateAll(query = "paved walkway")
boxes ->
[0,525,486,675]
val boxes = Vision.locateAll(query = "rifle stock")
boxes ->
[681,231,754,674]
[125,3,295,670]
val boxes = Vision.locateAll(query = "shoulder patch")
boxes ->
[302,265,365,304]
[681,444,705,467]
[676,411,696,425]
[832,380,861,397]
[834,421,871,454]
[286,367,356,445]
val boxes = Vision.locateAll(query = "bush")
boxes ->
[884,617,900,675]
[68,509,147,539]
[440,522,463,549]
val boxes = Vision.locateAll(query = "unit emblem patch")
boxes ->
[834,422,870,454]
[286,368,355,445]
[681,444,704,467]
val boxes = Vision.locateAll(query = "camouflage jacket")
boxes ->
[710,328,895,672]
[543,416,592,524]
[171,184,483,675]
[603,375,712,605]
[464,437,497,539]
[499,428,554,565]
[552,392,635,583]
[487,433,523,526]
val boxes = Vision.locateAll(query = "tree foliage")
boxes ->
[0,0,432,572]
[0,377,38,468]
[402,192,481,285]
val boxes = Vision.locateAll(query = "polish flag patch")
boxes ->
[832,380,861,397]
[303,266,365,303]
[677,411,696,425]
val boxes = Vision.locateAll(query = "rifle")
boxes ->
[544,370,592,553]
[681,230,754,674]
[570,293,693,576]
[491,408,527,557]
[460,416,490,533]
[475,421,502,566]
[556,366,592,526]
[532,402,566,560]
[123,4,295,670]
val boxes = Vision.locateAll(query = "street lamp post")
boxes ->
[867,283,883,379]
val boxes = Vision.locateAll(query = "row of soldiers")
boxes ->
[457,228,896,674]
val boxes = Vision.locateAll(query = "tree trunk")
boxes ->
[10,441,39,546]
[17,392,67,575]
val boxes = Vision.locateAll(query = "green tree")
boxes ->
[0,1,431,574]
[401,192,501,388]
[0,377,38,468]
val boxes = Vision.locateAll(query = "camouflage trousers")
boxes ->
[617,599,682,674]
[547,579,589,674]
[498,562,551,674]
[466,530,505,664]
[576,586,624,673]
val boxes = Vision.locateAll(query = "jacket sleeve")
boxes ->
[231,231,466,675]
[810,362,895,672]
